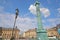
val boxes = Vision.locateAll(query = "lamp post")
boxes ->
[34,0,49,40]
[10,8,19,40]
[13,8,19,28]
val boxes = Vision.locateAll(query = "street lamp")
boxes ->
[14,8,19,28]
[10,8,19,40]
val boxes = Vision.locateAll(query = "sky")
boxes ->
[0,0,60,32]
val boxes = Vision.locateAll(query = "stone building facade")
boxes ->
[47,24,60,38]
[0,27,20,40]
[47,27,59,37]
[23,28,37,38]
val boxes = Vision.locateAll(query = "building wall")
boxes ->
[2,30,12,39]
[23,29,37,38]
[47,29,59,37]
[1,28,20,40]
[47,30,58,37]
[23,28,59,38]
[0,27,2,39]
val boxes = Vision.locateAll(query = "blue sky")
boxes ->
[0,0,60,32]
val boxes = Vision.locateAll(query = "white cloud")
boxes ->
[29,5,36,15]
[0,13,47,32]
[29,4,50,18]
[40,8,50,18]
[0,13,15,27]
[0,13,37,32]
[1,13,59,32]
[57,8,60,17]
[47,18,60,22]
[29,5,50,17]
[47,18,60,27]
[57,8,60,13]
[42,18,60,29]
[0,6,37,32]
[0,6,47,32]
[16,16,37,31]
